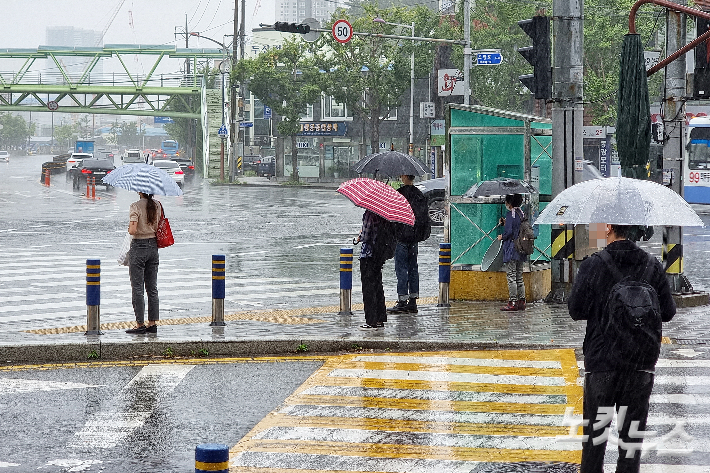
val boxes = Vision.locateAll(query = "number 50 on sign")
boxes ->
[332,19,353,44]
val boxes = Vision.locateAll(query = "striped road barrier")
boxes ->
[85,259,102,335]
[438,243,451,307]
[211,255,226,326]
[339,247,353,315]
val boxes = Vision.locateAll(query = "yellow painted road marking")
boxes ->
[229,350,584,470]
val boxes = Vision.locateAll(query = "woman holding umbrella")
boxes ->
[497,194,526,311]
[103,163,182,335]
[125,192,161,334]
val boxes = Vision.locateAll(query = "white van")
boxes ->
[123,149,145,164]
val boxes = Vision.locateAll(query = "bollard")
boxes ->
[437,243,451,307]
[195,443,229,473]
[210,255,226,326]
[44,169,50,186]
[339,247,353,315]
[86,176,91,198]
[91,176,96,199]
[85,259,102,335]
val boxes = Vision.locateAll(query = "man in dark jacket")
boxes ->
[356,210,388,329]
[568,224,676,473]
[388,175,426,314]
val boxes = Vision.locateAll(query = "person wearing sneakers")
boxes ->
[125,192,161,334]
[497,194,526,311]
[387,174,427,315]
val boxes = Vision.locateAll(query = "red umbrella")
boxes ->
[337,178,415,226]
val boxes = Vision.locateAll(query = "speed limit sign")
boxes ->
[47,100,58,111]
[332,19,353,44]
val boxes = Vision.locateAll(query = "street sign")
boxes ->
[263,106,272,119]
[332,19,353,44]
[218,124,228,137]
[239,122,254,128]
[47,101,58,111]
[476,51,502,65]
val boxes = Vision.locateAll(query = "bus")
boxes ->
[685,116,710,204]
[161,140,179,157]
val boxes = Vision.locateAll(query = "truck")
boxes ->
[74,140,95,156]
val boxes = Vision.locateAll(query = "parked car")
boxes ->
[256,156,275,178]
[65,152,93,181]
[172,157,195,183]
[415,177,447,226]
[152,159,184,188]
[73,159,116,190]
[0,150,9,162]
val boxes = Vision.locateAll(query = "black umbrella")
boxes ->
[353,150,429,177]
[464,178,536,198]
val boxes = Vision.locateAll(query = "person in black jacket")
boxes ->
[568,224,676,473]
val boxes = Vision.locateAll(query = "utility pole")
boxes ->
[549,0,584,301]
[175,16,195,167]
[230,2,239,181]
[663,1,689,292]
[463,0,471,106]
[238,0,246,174]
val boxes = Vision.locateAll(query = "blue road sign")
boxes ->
[239,122,254,128]
[263,106,272,119]
[476,52,503,65]
[218,124,228,137]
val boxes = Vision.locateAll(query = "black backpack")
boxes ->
[513,210,535,256]
[599,250,663,369]
[372,217,397,263]
[396,190,431,244]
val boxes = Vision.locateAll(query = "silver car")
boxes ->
[152,159,184,188]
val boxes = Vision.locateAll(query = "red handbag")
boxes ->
[156,203,174,248]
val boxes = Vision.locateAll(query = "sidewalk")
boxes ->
[1,296,708,365]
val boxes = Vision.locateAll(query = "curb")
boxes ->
[0,339,582,365]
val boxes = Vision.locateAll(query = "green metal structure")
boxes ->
[0,45,224,118]
[446,104,553,266]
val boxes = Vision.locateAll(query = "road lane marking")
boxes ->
[230,350,584,470]
[68,364,194,449]
[0,378,104,394]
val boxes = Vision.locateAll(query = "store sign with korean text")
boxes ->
[298,122,347,136]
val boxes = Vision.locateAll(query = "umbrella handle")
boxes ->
[353,237,360,245]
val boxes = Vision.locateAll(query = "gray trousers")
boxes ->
[504,260,525,301]
[129,238,159,324]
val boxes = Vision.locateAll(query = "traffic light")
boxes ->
[694,17,710,99]
[517,15,551,100]
[273,22,311,34]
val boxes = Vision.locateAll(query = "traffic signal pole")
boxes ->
[549,0,584,302]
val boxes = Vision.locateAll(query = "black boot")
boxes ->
[387,300,409,314]
[406,298,418,313]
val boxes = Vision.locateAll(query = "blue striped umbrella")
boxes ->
[102,163,183,196]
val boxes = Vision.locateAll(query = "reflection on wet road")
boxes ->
[0,155,442,333]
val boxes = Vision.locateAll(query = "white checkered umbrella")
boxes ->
[102,163,183,196]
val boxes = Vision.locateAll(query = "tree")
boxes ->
[0,113,30,148]
[233,39,322,181]
[314,4,450,153]
[53,123,76,151]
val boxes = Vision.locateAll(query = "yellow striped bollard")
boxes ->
[437,243,451,307]
[85,259,102,335]
[195,443,229,473]
[211,255,226,326]
[339,247,353,315]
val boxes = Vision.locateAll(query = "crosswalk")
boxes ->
[230,350,584,472]
[0,249,341,332]
[230,350,710,472]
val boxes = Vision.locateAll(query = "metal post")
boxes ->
[409,22,415,155]
[211,255,226,326]
[85,259,102,335]
[339,248,353,315]
[663,1,689,293]
[463,0,471,105]
[44,169,50,186]
[437,243,451,307]
[195,443,229,473]
[549,0,584,302]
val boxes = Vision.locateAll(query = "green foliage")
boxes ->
[163,346,174,357]
[52,123,76,150]
[0,113,33,148]
[313,4,450,153]
[87,350,99,360]
[296,343,309,352]
[233,39,322,181]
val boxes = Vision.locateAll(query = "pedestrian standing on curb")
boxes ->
[497,194,526,311]
[355,209,394,329]
[125,192,161,334]
[568,224,675,473]
[388,175,429,315]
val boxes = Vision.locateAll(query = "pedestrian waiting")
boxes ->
[497,193,526,311]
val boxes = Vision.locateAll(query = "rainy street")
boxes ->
[0,154,444,335]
